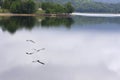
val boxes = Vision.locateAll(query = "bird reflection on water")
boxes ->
[26,40,45,65]
[26,40,36,43]
[33,48,45,53]
[32,60,45,65]
[26,52,34,55]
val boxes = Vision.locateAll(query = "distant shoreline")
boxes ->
[1,13,120,17]
[0,13,71,17]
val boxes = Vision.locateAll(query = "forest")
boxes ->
[0,0,74,14]
[1,0,37,13]
[0,0,120,13]
[36,0,120,13]
[41,2,74,14]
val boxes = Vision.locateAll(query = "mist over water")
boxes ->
[0,16,120,80]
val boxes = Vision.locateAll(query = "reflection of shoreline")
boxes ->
[0,16,37,34]
[0,16,74,34]
[0,13,71,17]
[41,17,74,28]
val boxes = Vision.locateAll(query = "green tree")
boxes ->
[54,4,65,13]
[0,0,3,7]
[64,2,74,13]
[2,0,18,9]
[10,0,22,13]
[41,2,50,10]
[10,0,37,13]
[41,2,74,14]
[23,0,37,13]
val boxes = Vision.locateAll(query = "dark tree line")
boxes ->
[0,0,74,14]
[1,0,120,13]
[41,2,74,14]
[1,0,37,13]
[35,0,120,13]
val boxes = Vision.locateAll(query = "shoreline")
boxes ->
[0,13,71,17]
[0,13,36,16]
[1,13,120,17]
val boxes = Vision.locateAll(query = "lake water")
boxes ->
[1,16,120,80]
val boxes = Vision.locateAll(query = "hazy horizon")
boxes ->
[93,0,120,3]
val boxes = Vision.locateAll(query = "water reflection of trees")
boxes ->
[0,16,74,34]
[74,16,120,25]
[1,16,120,34]
[0,17,37,34]
[41,17,74,28]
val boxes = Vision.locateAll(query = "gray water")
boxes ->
[1,16,120,80]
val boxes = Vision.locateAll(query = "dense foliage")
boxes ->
[1,0,74,14]
[0,0,2,5]
[41,2,74,13]
[1,0,120,13]
[36,0,120,13]
[2,0,37,13]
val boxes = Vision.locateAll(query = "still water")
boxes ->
[0,16,120,80]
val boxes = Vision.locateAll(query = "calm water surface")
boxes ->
[0,16,120,80]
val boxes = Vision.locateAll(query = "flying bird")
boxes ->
[32,60,45,65]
